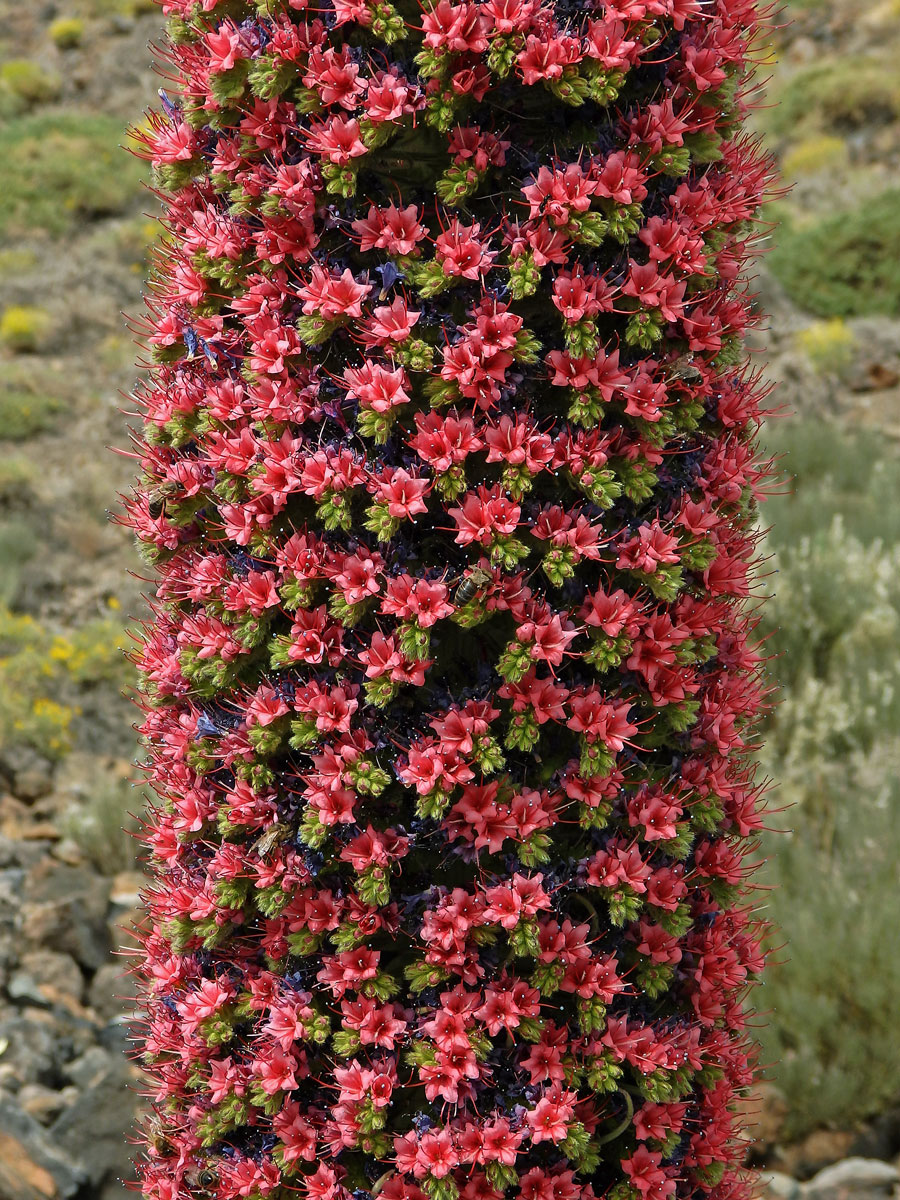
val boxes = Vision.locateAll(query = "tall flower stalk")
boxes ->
[126,0,777,1197]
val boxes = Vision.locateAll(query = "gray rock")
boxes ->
[845,317,900,393]
[0,835,24,869]
[17,950,85,1004]
[850,1107,900,1162]
[760,1171,803,1200]
[0,1010,62,1087]
[108,870,144,910]
[17,1083,73,1126]
[0,1093,87,1199]
[50,1057,139,1190]
[7,972,48,1007]
[63,1045,113,1089]
[0,745,55,802]
[0,1003,101,1088]
[806,1158,899,1200]
[0,864,26,986]
[89,961,129,1024]
[21,861,110,970]
[779,1131,859,1179]
[0,1063,22,1092]
[0,867,27,912]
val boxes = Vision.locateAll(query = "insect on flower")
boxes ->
[147,482,176,520]
[667,353,704,386]
[250,823,291,857]
[183,1167,218,1195]
[452,565,494,606]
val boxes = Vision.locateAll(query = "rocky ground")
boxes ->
[0,831,144,1199]
[0,0,898,1196]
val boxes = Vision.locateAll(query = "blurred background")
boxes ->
[0,0,898,1196]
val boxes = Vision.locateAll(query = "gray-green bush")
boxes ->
[757,417,900,1134]
[768,191,900,318]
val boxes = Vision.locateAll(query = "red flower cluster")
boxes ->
[127,0,778,1198]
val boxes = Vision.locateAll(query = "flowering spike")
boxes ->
[127,0,778,1198]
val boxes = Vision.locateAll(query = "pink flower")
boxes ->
[330,551,382,604]
[526,1085,578,1143]
[567,693,638,749]
[299,265,372,320]
[365,70,416,123]
[628,785,683,842]
[435,219,497,280]
[382,575,453,626]
[523,163,597,225]
[449,486,520,545]
[516,611,578,667]
[205,22,246,73]
[422,1,490,53]
[417,1128,458,1178]
[304,1163,343,1200]
[409,410,482,472]
[246,684,290,727]
[617,521,682,573]
[352,204,427,254]
[622,1146,676,1199]
[483,873,551,928]
[252,1046,301,1095]
[224,569,280,616]
[148,120,197,165]
[517,34,582,83]
[339,825,409,870]
[304,116,368,163]
[359,631,402,679]
[176,979,231,1031]
[344,361,412,411]
[303,46,366,109]
[361,297,421,347]
[273,1102,318,1163]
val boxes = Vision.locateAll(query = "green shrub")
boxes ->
[759,754,900,1137]
[0,388,63,439]
[766,55,900,140]
[0,364,65,439]
[81,0,158,15]
[0,306,52,353]
[769,191,900,317]
[49,17,87,48]
[762,418,900,551]
[60,616,133,685]
[780,134,848,178]
[61,773,143,874]
[0,604,132,764]
[0,111,145,240]
[794,317,856,376]
[0,457,38,507]
[762,518,900,749]
[0,248,39,276]
[0,519,39,605]
[755,416,900,1134]
[0,60,61,114]
[0,608,78,761]
[86,213,161,272]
